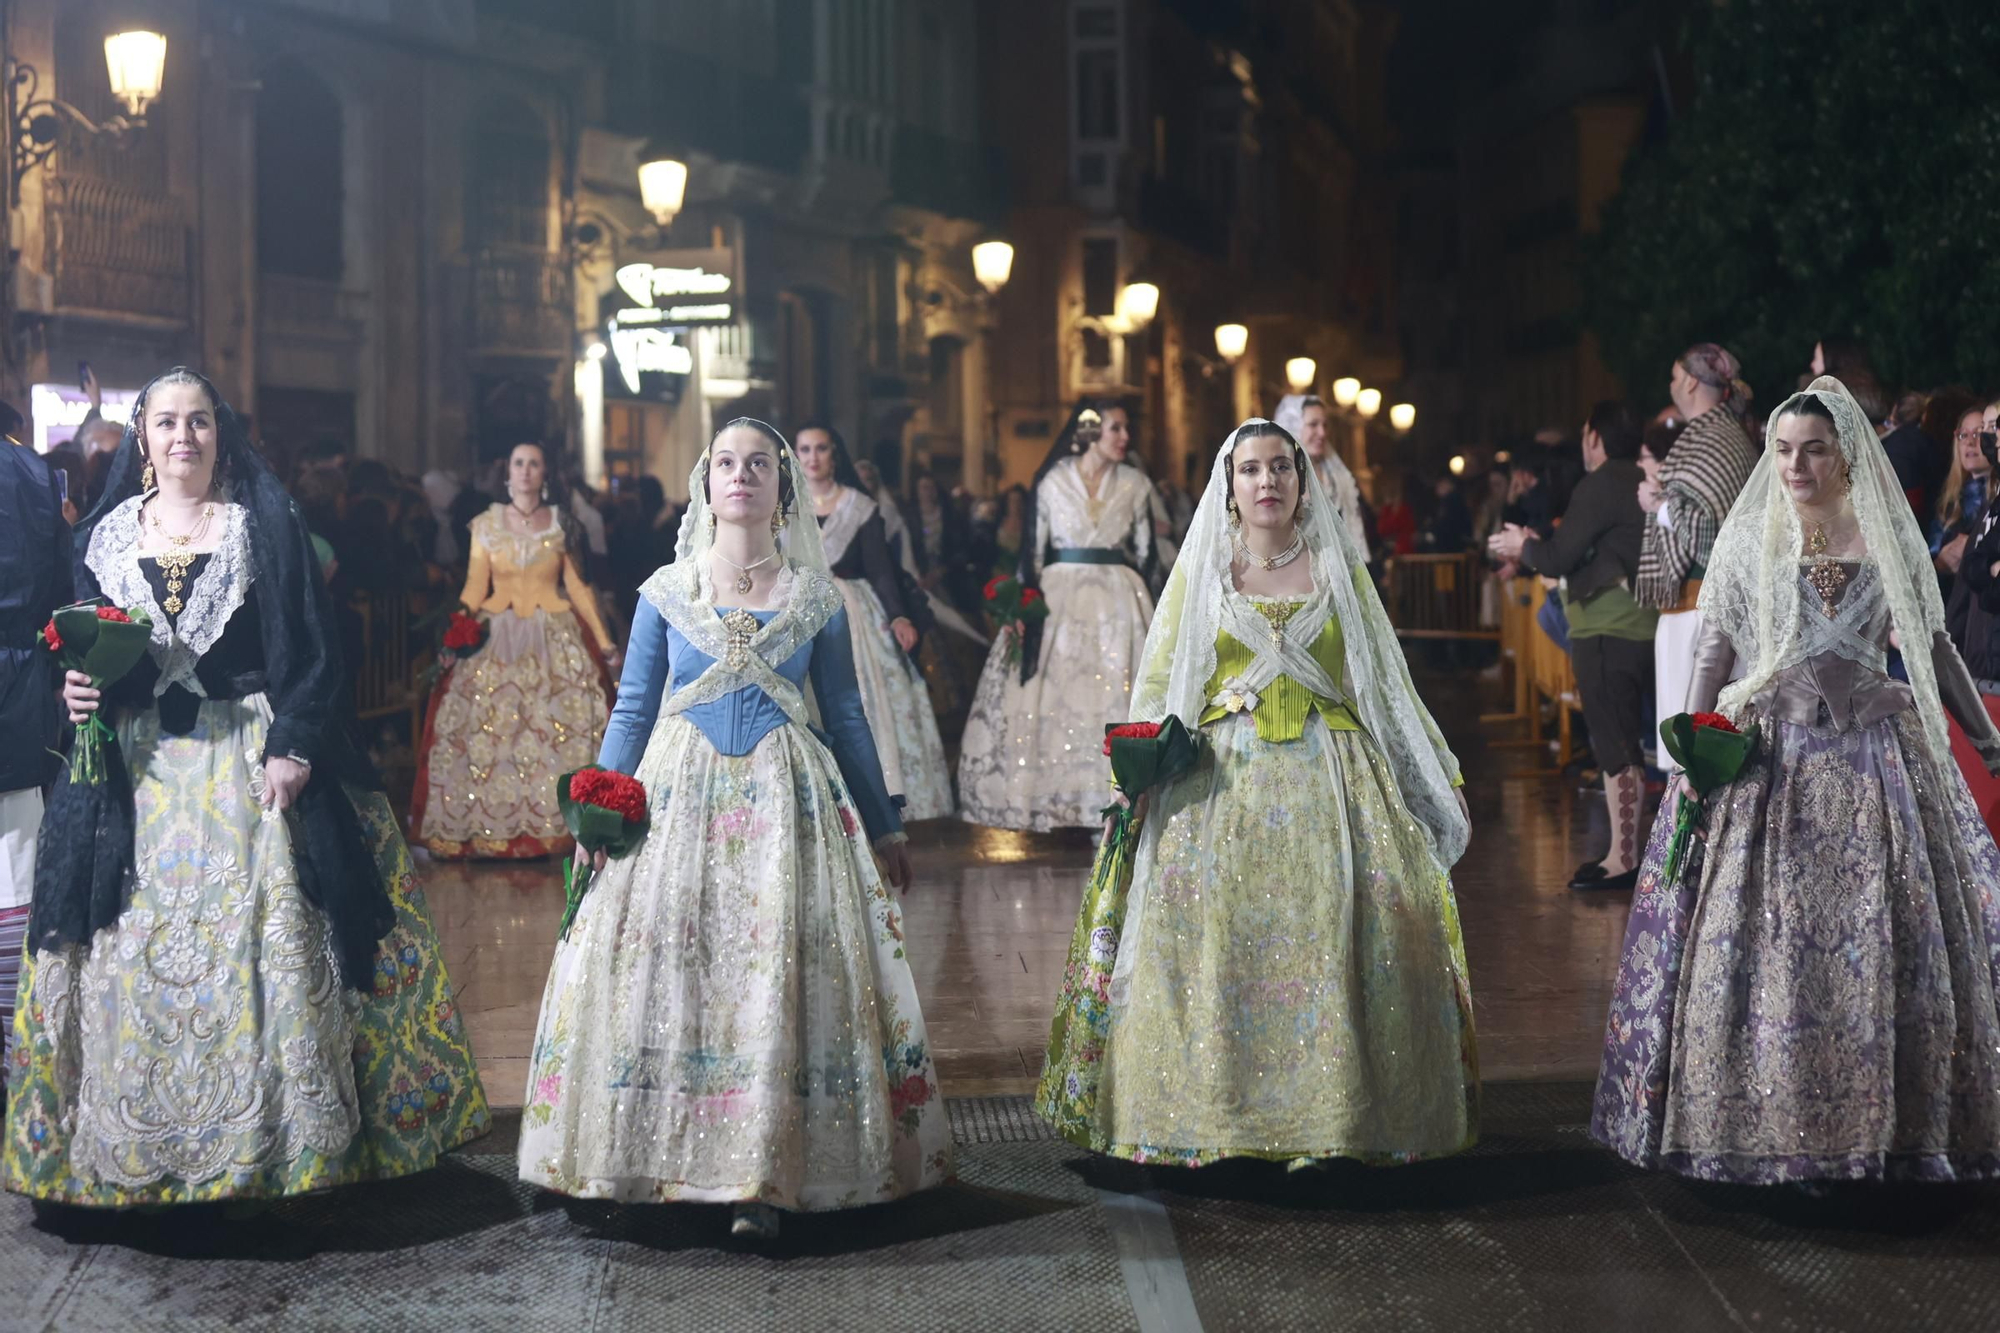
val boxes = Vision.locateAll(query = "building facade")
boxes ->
[2,0,1002,497]
[979,0,1404,493]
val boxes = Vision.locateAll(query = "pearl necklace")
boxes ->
[1237,528,1305,571]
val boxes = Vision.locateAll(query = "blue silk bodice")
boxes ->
[597,596,904,841]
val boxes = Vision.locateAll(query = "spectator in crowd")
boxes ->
[421,469,464,566]
[1421,475,1473,553]
[1503,451,1556,539]
[1375,473,1418,556]
[1635,342,1757,727]
[1881,389,1937,518]
[1491,402,1654,889]
[1933,403,1991,579]
[1940,398,2000,838]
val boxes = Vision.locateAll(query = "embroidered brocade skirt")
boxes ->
[516,716,952,1209]
[957,563,1153,832]
[1036,711,1479,1165]
[832,577,954,821]
[3,695,490,1206]
[1593,709,2000,1182]
[412,607,611,859]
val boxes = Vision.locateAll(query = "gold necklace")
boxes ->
[150,501,215,615]
[714,549,777,596]
[1804,518,1849,616]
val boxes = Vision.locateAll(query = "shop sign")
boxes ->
[610,247,737,328]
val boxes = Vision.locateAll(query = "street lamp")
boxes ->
[1355,387,1382,419]
[637,152,688,228]
[972,240,1015,295]
[1213,323,1247,363]
[1116,280,1159,331]
[1448,454,1466,476]
[103,32,167,117]
[1389,402,1416,432]
[1330,377,1361,409]
[8,28,166,203]
[1285,357,1317,392]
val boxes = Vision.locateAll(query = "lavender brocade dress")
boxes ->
[1592,561,2000,1183]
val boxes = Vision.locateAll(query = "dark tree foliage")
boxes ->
[1585,0,2000,401]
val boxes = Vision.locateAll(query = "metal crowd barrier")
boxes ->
[350,589,427,743]
[1383,552,1502,641]
[1479,575,1579,771]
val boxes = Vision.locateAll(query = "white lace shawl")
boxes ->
[815,486,878,568]
[86,497,253,696]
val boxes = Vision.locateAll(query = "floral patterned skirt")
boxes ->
[957,564,1152,832]
[833,577,953,821]
[517,716,952,1209]
[1592,709,2000,1182]
[4,695,490,1206]
[411,607,611,859]
[1036,712,1478,1165]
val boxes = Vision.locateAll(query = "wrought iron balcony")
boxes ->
[44,173,190,325]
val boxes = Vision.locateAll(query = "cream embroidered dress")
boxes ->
[817,487,954,820]
[958,459,1155,831]
[5,499,488,1206]
[517,558,950,1209]
[412,504,614,859]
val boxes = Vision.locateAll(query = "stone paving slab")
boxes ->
[4,1087,1999,1332]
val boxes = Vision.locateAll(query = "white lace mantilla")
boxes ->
[1035,459,1154,573]
[87,497,253,695]
[639,559,841,727]
[815,487,878,567]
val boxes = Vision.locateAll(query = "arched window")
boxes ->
[468,98,551,251]
[255,60,344,281]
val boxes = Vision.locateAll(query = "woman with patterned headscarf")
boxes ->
[1594,378,2000,1183]
[1635,342,1759,730]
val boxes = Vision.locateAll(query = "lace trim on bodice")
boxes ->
[815,487,877,567]
[1041,460,1151,549]
[87,497,253,695]
[1788,558,1885,672]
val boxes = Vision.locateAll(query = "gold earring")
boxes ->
[771,506,786,535]
[141,461,156,492]
[707,510,717,535]
[1226,498,1241,530]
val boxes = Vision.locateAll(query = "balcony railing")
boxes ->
[45,174,191,324]
[465,250,570,357]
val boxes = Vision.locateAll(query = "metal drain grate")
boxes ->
[949,1095,1057,1144]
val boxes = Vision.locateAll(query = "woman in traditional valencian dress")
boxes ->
[1594,377,2000,1183]
[1038,418,1476,1166]
[8,368,488,1209]
[795,423,954,820]
[518,419,949,1240]
[959,403,1156,831]
[410,440,619,859]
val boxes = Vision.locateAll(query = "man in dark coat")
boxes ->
[0,435,74,1049]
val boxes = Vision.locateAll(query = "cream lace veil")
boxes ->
[673,417,831,586]
[1699,375,1949,762]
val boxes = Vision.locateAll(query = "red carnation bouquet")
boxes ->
[555,765,650,939]
[1098,716,1204,860]
[1657,710,1758,885]
[984,575,1049,668]
[40,599,154,785]
[418,607,490,687]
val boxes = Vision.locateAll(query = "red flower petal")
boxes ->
[96,607,132,623]
[40,619,61,652]
[1690,711,1738,733]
